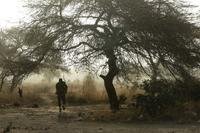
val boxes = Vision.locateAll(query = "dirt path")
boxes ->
[0,105,200,133]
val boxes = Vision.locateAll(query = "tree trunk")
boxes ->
[102,76,119,111]
[0,74,6,92]
[100,51,119,111]
[10,75,21,92]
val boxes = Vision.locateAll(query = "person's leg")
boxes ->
[61,95,66,110]
[57,96,62,112]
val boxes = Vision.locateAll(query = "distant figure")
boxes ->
[56,78,68,112]
[18,87,23,98]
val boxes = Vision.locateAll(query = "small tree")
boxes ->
[0,27,65,92]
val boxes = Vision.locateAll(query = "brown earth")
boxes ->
[0,105,200,133]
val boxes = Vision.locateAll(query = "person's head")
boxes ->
[59,78,63,82]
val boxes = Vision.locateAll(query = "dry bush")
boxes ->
[0,93,18,105]
[0,80,55,107]
[0,76,109,106]
[0,74,141,106]
[0,91,45,107]
[115,82,142,105]
[66,77,108,104]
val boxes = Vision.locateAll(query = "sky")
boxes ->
[0,0,199,28]
[0,0,27,28]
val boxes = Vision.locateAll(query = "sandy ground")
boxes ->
[0,105,200,133]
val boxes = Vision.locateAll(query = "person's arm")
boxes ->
[63,82,68,94]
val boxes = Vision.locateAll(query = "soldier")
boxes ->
[56,78,68,113]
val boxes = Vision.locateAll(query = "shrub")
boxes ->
[136,79,200,117]
[136,80,177,117]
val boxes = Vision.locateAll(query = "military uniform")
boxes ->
[56,79,68,112]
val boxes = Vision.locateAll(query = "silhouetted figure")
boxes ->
[18,87,23,98]
[56,78,68,112]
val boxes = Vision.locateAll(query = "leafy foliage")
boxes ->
[136,79,200,116]
[136,80,176,116]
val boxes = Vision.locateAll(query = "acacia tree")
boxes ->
[26,0,200,110]
[0,27,64,92]
[0,28,27,91]
[0,28,40,91]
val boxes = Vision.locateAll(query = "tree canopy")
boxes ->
[26,0,200,80]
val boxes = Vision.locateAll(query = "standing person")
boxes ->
[56,78,68,113]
